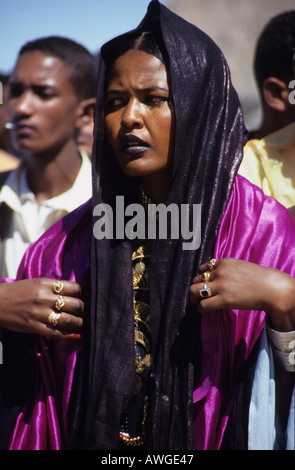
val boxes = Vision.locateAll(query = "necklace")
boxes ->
[119,242,153,447]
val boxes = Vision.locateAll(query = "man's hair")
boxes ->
[19,36,97,100]
[0,73,10,86]
[254,11,295,92]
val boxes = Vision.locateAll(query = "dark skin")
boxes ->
[190,257,295,432]
[0,278,83,340]
[7,51,95,205]
[249,77,295,140]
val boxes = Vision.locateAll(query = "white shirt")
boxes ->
[0,152,92,279]
[248,325,295,450]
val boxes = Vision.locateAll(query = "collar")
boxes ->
[0,151,92,213]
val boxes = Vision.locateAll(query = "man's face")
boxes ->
[7,51,81,156]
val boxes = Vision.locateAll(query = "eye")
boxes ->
[8,83,23,98]
[34,86,56,100]
[105,96,126,113]
[145,94,169,106]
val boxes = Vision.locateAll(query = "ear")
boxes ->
[75,97,96,130]
[262,77,290,112]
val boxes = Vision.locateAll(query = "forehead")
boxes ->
[11,51,74,88]
[107,49,169,89]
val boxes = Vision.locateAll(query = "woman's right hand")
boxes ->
[0,278,84,340]
[189,258,295,332]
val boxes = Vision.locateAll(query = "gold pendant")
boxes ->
[134,261,145,274]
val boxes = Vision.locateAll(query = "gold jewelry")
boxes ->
[132,245,150,290]
[48,311,61,326]
[52,280,64,294]
[199,282,212,299]
[120,396,148,446]
[133,299,150,325]
[134,329,150,352]
[201,271,211,282]
[135,353,153,374]
[134,261,146,275]
[55,296,65,311]
[208,258,217,271]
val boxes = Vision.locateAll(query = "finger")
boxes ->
[53,311,83,333]
[198,259,219,274]
[44,310,83,334]
[189,282,221,314]
[52,295,84,316]
[192,270,216,285]
[189,282,215,304]
[45,324,82,341]
[197,296,220,314]
[51,280,82,298]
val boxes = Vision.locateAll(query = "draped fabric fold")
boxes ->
[0,200,91,450]
[193,174,295,449]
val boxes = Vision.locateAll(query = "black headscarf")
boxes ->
[69,0,246,450]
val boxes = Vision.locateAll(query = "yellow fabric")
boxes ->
[239,122,295,209]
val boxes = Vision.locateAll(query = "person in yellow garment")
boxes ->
[239,11,295,214]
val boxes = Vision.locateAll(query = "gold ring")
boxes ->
[55,296,65,311]
[52,280,64,294]
[208,259,217,271]
[48,312,61,326]
[201,271,211,282]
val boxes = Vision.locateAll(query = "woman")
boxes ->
[0,0,294,450]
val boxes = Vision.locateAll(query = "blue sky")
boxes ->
[1,0,166,72]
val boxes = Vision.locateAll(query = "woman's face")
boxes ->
[104,49,174,183]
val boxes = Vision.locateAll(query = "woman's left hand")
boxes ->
[189,257,295,332]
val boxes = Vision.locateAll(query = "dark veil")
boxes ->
[69,0,246,449]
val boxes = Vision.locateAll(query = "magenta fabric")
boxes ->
[7,200,92,450]
[6,175,295,449]
[193,174,295,449]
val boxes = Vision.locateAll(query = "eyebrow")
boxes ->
[8,81,59,96]
[9,80,57,90]
[106,86,169,94]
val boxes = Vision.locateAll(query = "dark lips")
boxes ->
[13,123,36,136]
[120,135,149,155]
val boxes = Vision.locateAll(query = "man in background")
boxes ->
[0,36,97,278]
[0,73,20,172]
[239,11,295,213]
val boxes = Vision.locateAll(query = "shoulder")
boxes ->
[233,174,292,219]
[217,174,295,269]
[17,199,92,280]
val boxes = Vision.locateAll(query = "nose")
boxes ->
[121,98,143,130]
[12,90,34,117]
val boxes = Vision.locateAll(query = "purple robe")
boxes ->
[6,175,295,449]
